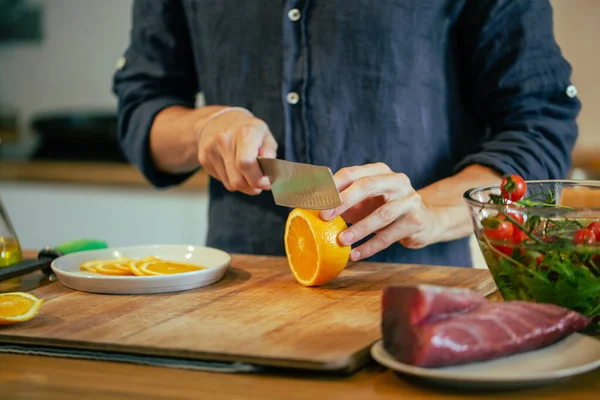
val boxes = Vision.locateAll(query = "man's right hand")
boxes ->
[195,108,278,195]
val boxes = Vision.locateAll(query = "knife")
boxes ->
[0,239,107,282]
[257,158,342,210]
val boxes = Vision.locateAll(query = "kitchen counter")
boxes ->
[0,251,598,400]
[0,160,208,190]
[1,353,597,400]
[572,148,600,178]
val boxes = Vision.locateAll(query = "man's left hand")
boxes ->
[320,163,438,261]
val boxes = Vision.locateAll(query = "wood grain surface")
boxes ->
[0,254,495,373]
[0,160,208,190]
[1,352,599,400]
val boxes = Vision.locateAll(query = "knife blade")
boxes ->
[257,158,342,210]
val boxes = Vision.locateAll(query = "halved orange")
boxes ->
[0,292,44,325]
[284,208,351,286]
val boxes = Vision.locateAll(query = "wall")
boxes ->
[552,0,600,148]
[0,0,597,143]
[0,182,209,250]
[0,0,132,136]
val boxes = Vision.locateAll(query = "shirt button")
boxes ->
[286,92,300,105]
[115,57,126,70]
[566,85,578,98]
[287,9,301,22]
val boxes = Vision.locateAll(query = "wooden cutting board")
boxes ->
[0,255,496,373]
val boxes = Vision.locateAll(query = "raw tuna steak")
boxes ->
[382,285,590,368]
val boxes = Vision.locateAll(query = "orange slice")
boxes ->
[78,256,202,277]
[80,260,102,272]
[0,292,44,325]
[284,208,351,286]
[138,260,204,276]
[128,256,159,276]
[95,262,134,276]
[80,258,133,274]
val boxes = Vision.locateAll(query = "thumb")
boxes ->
[258,134,278,159]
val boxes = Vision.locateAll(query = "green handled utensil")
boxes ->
[0,239,108,282]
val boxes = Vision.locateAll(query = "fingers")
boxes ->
[236,122,275,190]
[204,149,230,190]
[259,133,278,159]
[320,163,393,220]
[321,169,412,221]
[349,197,427,261]
[218,127,262,195]
[338,193,421,246]
[197,108,278,195]
[333,162,392,193]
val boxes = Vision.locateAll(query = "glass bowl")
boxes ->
[464,180,600,333]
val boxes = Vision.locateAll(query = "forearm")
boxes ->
[149,105,225,174]
[418,165,502,243]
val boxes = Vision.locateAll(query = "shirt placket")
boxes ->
[282,0,311,164]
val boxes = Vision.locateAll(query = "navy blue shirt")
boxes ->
[112,0,580,267]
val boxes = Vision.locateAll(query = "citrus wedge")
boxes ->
[0,292,44,325]
[284,208,351,286]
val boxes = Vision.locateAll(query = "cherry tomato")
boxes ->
[500,175,527,202]
[525,251,544,266]
[533,252,545,265]
[543,235,559,244]
[493,244,514,257]
[587,221,600,240]
[503,211,525,225]
[573,228,596,245]
[498,212,527,243]
[484,220,514,242]
[512,228,529,243]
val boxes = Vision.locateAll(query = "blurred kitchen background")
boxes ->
[0,0,598,269]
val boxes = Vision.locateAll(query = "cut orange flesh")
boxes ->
[0,292,44,324]
[95,262,134,276]
[284,209,351,286]
[79,256,204,277]
[139,261,204,276]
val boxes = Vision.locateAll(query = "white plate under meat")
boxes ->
[371,334,600,390]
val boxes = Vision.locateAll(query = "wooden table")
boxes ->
[1,252,599,400]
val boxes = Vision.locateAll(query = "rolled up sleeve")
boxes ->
[454,0,581,180]
[112,0,199,187]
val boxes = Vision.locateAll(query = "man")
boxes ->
[112,0,580,267]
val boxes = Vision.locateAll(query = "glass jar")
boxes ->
[0,198,22,267]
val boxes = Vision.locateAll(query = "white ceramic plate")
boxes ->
[51,245,231,295]
[371,334,600,390]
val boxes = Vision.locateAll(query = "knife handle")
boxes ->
[0,258,53,282]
